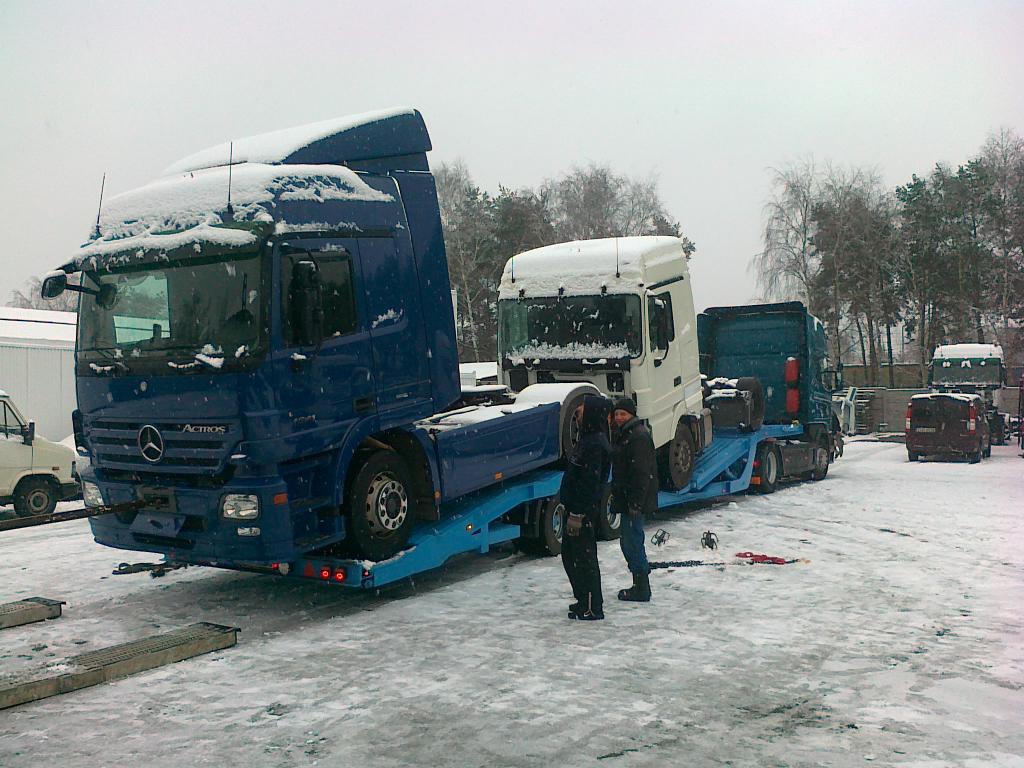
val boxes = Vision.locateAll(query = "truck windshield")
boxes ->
[77,251,265,371]
[931,360,1003,387]
[498,295,642,359]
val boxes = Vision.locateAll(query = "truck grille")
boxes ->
[88,419,238,476]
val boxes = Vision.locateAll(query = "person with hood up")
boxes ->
[610,397,657,602]
[559,393,613,621]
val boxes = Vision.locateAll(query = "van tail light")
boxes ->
[784,357,800,385]
[905,405,912,432]
[967,405,977,433]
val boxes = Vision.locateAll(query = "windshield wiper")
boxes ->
[87,347,130,374]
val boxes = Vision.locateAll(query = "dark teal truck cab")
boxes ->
[698,301,841,488]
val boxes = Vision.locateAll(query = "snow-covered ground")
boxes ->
[1,441,1022,767]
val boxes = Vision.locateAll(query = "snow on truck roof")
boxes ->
[498,236,689,298]
[64,109,423,271]
[163,108,427,175]
[932,343,1003,360]
[911,392,981,403]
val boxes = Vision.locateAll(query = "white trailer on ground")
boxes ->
[0,307,77,441]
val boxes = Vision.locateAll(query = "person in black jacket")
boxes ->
[610,397,657,602]
[560,393,613,620]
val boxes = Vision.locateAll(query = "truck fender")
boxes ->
[340,428,440,522]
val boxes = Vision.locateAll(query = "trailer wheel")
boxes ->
[735,377,765,431]
[518,496,565,556]
[754,443,780,494]
[659,419,695,491]
[346,452,416,561]
[597,485,621,540]
[13,476,58,518]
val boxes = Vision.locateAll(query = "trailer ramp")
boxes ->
[0,622,238,710]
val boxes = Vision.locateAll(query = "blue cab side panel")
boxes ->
[391,170,460,411]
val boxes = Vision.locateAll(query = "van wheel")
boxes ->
[968,446,982,464]
[907,449,919,462]
[597,485,621,540]
[754,443,780,493]
[346,452,416,561]
[659,420,694,491]
[14,477,58,517]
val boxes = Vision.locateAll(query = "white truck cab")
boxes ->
[0,390,78,516]
[497,236,711,490]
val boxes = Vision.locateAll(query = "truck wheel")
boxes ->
[754,443,780,493]
[597,485,621,540]
[13,477,58,518]
[735,377,765,431]
[556,385,600,458]
[805,434,829,481]
[659,420,695,491]
[346,452,416,561]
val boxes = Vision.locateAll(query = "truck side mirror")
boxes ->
[96,283,118,310]
[22,421,35,447]
[41,273,67,299]
[290,259,324,347]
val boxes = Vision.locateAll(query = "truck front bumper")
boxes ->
[84,469,343,566]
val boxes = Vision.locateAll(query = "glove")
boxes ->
[566,513,584,536]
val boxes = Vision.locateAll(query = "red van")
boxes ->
[906,393,991,463]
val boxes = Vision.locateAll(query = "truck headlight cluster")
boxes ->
[222,494,260,519]
[82,481,104,508]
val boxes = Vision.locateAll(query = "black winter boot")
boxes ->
[617,572,651,602]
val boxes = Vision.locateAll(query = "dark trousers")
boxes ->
[620,513,650,575]
[562,521,603,613]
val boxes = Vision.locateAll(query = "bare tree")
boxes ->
[8,275,79,312]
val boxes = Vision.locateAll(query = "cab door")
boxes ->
[273,238,376,449]
[0,400,31,496]
[645,291,679,446]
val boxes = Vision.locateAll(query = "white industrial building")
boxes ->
[0,307,77,441]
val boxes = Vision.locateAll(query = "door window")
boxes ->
[648,293,675,352]
[1,402,23,437]
[281,249,359,346]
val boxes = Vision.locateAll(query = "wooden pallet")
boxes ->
[0,622,238,710]
[0,597,65,631]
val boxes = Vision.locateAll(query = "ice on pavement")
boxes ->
[0,441,1022,766]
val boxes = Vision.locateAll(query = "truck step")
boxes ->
[0,622,238,710]
[0,597,65,631]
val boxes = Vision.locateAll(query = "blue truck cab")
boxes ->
[43,109,582,569]
[697,301,842,486]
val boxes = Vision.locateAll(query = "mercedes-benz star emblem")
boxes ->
[138,425,165,463]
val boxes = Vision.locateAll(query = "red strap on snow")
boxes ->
[735,551,788,565]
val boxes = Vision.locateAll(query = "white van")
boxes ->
[0,390,78,516]
[496,236,712,490]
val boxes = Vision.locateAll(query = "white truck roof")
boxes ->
[911,392,981,403]
[932,343,1003,361]
[498,236,689,299]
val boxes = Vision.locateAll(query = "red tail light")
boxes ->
[319,566,331,580]
[967,405,977,433]
[786,388,800,415]
[333,569,347,583]
[784,357,800,385]
[905,405,912,432]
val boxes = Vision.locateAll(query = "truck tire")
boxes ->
[753,442,780,494]
[658,420,695,491]
[557,386,601,458]
[596,485,621,541]
[735,377,765,431]
[346,451,416,561]
[804,434,830,481]
[518,496,565,556]
[13,476,58,518]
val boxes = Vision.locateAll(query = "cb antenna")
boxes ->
[226,141,235,218]
[93,173,106,239]
[615,237,621,278]
[510,255,515,284]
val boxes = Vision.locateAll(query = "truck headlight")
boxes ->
[222,494,260,519]
[82,481,104,508]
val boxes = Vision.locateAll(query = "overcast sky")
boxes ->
[1,0,1022,312]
